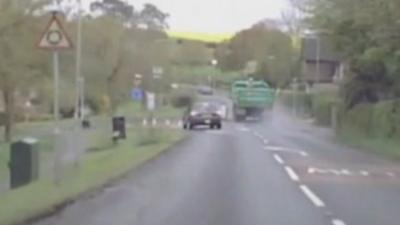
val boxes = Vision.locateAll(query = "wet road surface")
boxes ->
[31,109,400,225]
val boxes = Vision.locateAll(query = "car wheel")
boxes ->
[210,124,214,129]
[189,124,194,130]
[183,123,188,130]
[217,124,222,129]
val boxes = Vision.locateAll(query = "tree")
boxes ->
[0,0,49,142]
[86,0,169,113]
[171,40,212,66]
[90,0,168,30]
[301,0,400,108]
[90,0,137,25]
[139,3,169,30]
[216,26,296,87]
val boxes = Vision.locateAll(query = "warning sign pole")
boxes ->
[53,51,60,132]
[37,11,73,133]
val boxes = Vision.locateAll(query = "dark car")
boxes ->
[197,86,213,95]
[183,102,222,130]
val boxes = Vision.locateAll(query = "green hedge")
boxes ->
[339,100,400,139]
[277,89,339,125]
[311,94,340,126]
[277,90,312,117]
[337,100,400,159]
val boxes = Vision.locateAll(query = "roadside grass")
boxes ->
[116,102,183,119]
[0,143,9,184]
[0,128,184,225]
[337,129,400,161]
[0,137,56,187]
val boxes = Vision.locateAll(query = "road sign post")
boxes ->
[37,11,73,184]
[53,51,60,131]
[37,12,73,132]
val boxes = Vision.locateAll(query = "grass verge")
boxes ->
[0,128,184,225]
[337,129,400,161]
[116,102,183,119]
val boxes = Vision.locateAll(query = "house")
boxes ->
[300,37,343,84]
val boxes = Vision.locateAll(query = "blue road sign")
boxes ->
[131,88,144,101]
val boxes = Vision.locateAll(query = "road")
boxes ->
[31,102,400,225]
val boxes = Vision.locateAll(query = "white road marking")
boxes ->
[273,154,285,165]
[332,219,346,225]
[263,139,269,145]
[285,166,300,181]
[387,172,396,177]
[236,126,250,132]
[253,131,263,139]
[165,119,171,126]
[300,151,308,157]
[308,167,354,176]
[143,119,148,126]
[300,185,325,207]
[152,118,157,126]
[360,171,369,176]
[264,146,308,157]
[341,169,351,175]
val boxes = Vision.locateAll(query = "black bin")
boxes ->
[8,138,39,189]
[81,119,91,129]
[112,116,126,139]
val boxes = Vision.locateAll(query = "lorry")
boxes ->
[231,78,275,121]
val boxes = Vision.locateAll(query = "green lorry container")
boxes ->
[231,78,275,121]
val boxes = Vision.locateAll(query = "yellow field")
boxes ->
[167,31,234,43]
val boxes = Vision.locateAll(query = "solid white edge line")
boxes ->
[332,219,346,225]
[273,154,285,165]
[299,185,325,207]
[285,166,300,181]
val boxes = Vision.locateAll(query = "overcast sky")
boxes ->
[82,0,290,33]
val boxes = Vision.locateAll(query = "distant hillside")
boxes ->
[167,31,233,43]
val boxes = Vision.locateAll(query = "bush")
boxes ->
[339,100,400,139]
[170,92,195,108]
[311,94,339,126]
[277,90,313,117]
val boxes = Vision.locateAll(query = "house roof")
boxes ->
[301,37,340,62]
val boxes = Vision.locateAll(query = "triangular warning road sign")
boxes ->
[37,13,73,50]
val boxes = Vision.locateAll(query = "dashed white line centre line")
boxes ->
[299,185,325,207]
[332,219,346,225]
[285,166,300,182]
[273,154,285,165]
